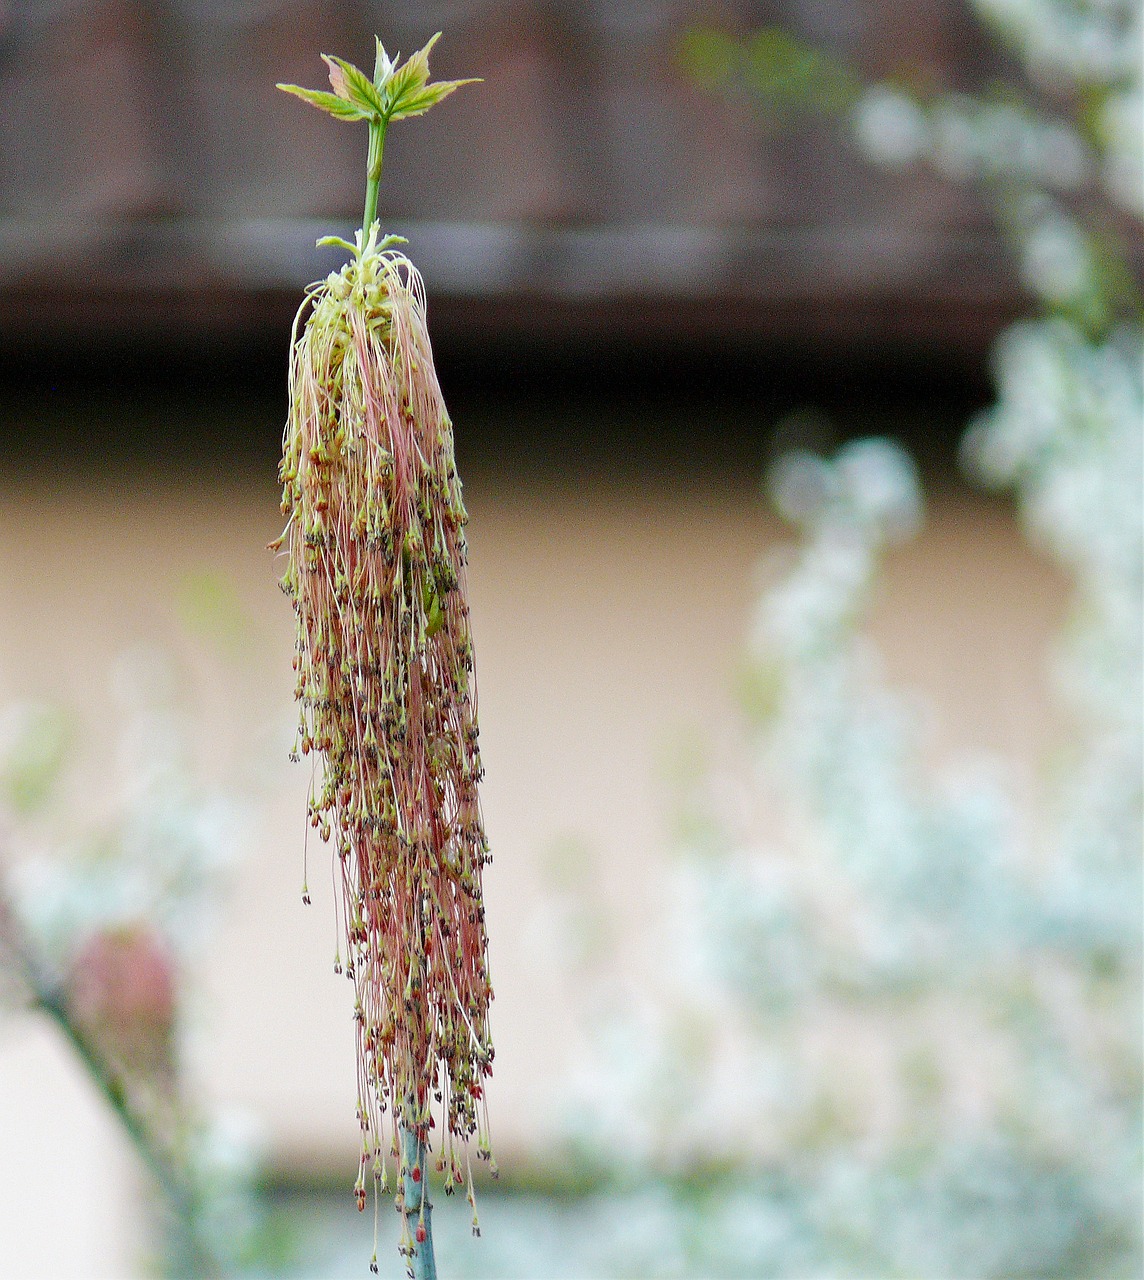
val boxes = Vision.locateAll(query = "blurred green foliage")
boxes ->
[679,27,860,121]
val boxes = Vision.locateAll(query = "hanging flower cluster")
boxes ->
[274,219,494,1208]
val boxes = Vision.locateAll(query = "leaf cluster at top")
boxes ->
[277,33,478,126]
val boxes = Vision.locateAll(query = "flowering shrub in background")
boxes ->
[512,2,1141,1276]
[0,650,263,1276]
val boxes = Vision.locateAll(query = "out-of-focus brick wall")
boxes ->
[0,0,1015,349]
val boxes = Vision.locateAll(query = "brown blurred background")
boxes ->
[0,0,1021,354]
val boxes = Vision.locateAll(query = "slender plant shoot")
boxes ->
[274,36,491,1278]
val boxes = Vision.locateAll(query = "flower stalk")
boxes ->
[363,113,386,237]
[400,1122,437,1280]
[277,37,489,1278]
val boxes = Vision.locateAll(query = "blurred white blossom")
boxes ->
[538,3,1142,1274]
[1098,89,1144,213]
[852,88,928,168]
[976,0,1142,88]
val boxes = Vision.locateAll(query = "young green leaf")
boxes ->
[384,32,480,122]
[281,36,477,133]
[373,37,395,87]
[388,77,479,121]
[385,32,441,108]
[277,83,371,121]
[322,53,386,118]
[315,235,360,253]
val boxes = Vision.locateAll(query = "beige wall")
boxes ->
[0,454,1067,1276]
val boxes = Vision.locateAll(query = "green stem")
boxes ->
[362,40,392,236]
[362,114,388,236]
[29,975,217,1275]
[401,1123,437,1280]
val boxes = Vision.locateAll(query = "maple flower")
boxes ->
[274,39,492,1258]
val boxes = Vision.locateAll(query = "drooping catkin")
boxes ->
[276,223,493,1198]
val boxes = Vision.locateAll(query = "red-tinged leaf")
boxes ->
[322,53,386,117]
